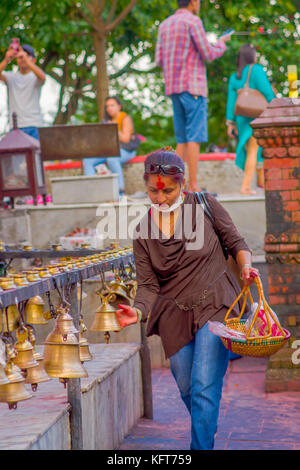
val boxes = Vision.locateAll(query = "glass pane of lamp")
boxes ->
[1,153,29,189]
[34,151,44,187]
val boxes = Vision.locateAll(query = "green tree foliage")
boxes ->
[0,0,299,151]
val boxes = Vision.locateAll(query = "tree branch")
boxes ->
[105,0,118,24]
[108,49,148,79]
[75,3,103,35]
[105,0,139,33]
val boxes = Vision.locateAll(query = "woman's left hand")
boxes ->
[241,266,259,286]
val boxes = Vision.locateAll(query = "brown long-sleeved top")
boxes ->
[133,192,251,358]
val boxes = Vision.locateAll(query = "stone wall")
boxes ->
[44,157,246,196]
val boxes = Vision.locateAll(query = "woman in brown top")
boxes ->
[116,149,259,450]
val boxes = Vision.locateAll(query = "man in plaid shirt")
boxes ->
[155,0,231,191]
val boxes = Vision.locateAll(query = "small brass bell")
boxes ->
[90,293,122,343]
[43,312,88,387]
[24,361,51,392]
[125,279,138,300]
[0,305,20,332]
[13,326,39,370]
[0,344,32,409]
[54,305,79,339]
[107,277,132,302]
[22,325,50,391]
[27,325,43,361]
[79,319,93,362]
[25,296,48,325]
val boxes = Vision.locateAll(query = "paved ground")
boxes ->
[119,356,300,451]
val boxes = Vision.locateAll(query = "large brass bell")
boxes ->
[25,296,48,325]
[0,362,9,385]
[0,344,32,409]
[0,305,20,332]
[13,326,39,371]
[79,319,93,362]
[90,293,122,343]
[24,326,50,391]
[43,309,88,387]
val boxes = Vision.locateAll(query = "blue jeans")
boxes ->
[19,126,40,140]
[169,323,229,450]
[83,148,136,191]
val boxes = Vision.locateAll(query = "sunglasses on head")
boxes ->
[146,163,184,175]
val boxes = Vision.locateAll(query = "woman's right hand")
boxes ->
[115,304,139,328]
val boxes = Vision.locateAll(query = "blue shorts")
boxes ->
[170,92,208,144]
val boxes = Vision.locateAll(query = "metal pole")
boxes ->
[67,281,84,450]
[140,322,153,419]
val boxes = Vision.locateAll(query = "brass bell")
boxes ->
[90,293,122,343]
[0,363,9,385]
[25,296,48,325]
[79,319,93,362]
[0,344,32,409]
[12,274,29,286]
[54,305,79,339]
[107,277,132,303]
[24,361,51,392]
[13,326,39,370]
[21,325,50,391]
[0,305,20,332]
[43,312,88,386]
[125,279,138,300]
[27,324,43,361]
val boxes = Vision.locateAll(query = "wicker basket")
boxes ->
[221,277,290,357]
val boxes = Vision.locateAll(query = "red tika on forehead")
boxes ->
[156,175,165,190]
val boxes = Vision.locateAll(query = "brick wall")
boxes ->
[252,98,300,392]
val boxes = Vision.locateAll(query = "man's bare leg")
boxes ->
[177,142,202,191]
[186,142,200,191]
[176,143,187,162]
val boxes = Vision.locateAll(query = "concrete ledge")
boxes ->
[0,343,142,450]
[51,174,119,205]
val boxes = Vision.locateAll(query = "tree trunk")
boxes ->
[93,31,108,121]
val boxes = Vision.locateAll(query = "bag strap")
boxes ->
[195,192,228,259]
[195,191,214,224]
[244,64,253,89]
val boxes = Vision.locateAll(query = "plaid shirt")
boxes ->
[155,9,227,97]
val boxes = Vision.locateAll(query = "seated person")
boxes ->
[83,96,138,195]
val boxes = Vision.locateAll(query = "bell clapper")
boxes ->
[59,378,68,388]
[104,332,110,344]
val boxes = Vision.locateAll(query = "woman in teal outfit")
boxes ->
[226,44,275,194]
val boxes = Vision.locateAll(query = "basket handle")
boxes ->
[224,283,254,322]
[225,276,287,341]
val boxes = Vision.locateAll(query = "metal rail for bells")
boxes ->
[0,250,154,449]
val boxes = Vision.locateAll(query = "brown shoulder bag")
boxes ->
[234,64,268,119]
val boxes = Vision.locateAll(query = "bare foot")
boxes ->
[240,188,257,195]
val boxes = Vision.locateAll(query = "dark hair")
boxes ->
[177,0,191,7]
[104,95,123,120]
[236,44,257,79]
[143,148,185,185]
